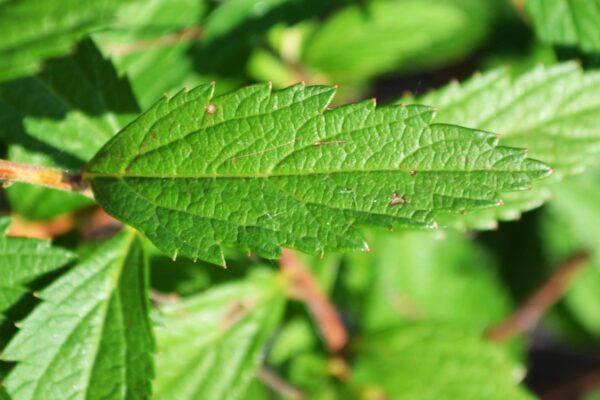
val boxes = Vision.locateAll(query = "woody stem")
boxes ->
[0,159,92,198]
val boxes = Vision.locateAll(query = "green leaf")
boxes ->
[85,82,550,265]
[194,0,331,74]
[416,63,600,228]
[1,231,154,400]
[0,0,130,81]
[0,218,74,322]
[419,63,600,176]
[351,324,533,400]
[541,168,600,338]
[301,0,493,82]
[526,0,600,53]
[94,0,209,109]
[202,0,289,41]
[345,230,512,332]
[0,38,139,219]
[154,271,285,400]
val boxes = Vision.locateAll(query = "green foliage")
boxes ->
[1,231,153,400]
[86,82,550,265]
[0,39,138,219]
[0,218,74,323]
[0,0,130,82]
[351,324,533,400]
[416,63,600,228]
[344,230,512,331]
[419,63,600,177]
[526,0,600,53]
[94,0,209,110]
[302,0,493,82]
[1,1,599,399]
[154,271,285,400]
[541,168,600,339]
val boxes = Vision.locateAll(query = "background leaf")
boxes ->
[0,39,139,219]
[94,0,211,110]
[154,271,285,400]
[541,168,600,340]
[351,323,533,400]
[526,0,600,53]
[1,231,154,400]
[343,230,512,332]
[0,0,131,81]
[415,63,600,228]
[301,0,494,83]
[0,218,74,325]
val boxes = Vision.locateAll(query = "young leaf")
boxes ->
[301,0,493,82]
[351,324,533,400]
[416,63,600,228]
[154,271,285,400]
[0,39,139,219]
[0,0,131,81]
[1,231,154,400]
[0,219,74,322]
[85,82,551,265]
[526,0,600,53]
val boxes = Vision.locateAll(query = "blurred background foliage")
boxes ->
[1,0,600,398]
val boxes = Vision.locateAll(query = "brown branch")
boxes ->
[0,159,92,198]
[103,26,203,57]
[280,249,348,352]
[258,367,305,399]
[486,252,590,342]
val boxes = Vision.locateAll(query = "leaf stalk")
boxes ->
[0,159,93,198]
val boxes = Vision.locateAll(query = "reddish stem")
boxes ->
[487,252,590,342]
[280,249,348,352]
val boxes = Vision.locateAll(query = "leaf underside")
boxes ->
[86,82,550,265]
